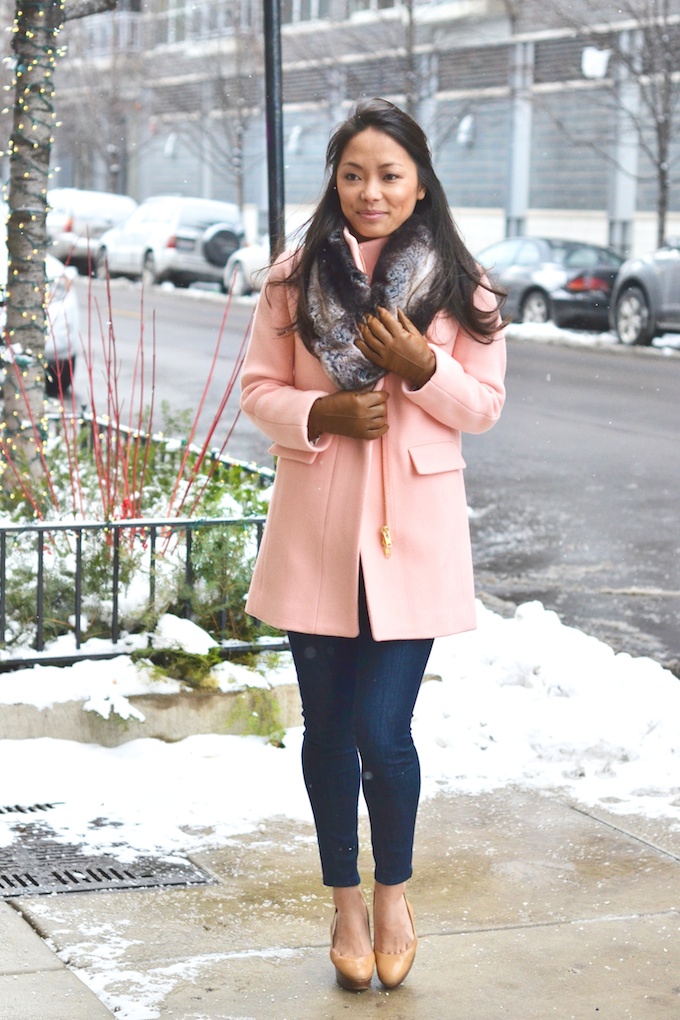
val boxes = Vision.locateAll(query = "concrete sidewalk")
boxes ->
[1,787,679,1019]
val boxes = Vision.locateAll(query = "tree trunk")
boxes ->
[403,0,417,119]
[656,159,669,249]
[3,1,118,499]
[2,1,63,494]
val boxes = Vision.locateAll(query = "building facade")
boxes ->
[38,0,680,254]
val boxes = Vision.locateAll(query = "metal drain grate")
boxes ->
[0,803,62,815]
[0,820,215,898]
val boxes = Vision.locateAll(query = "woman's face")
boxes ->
[335,127,426,242]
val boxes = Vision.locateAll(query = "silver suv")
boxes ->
[96,195,244,288]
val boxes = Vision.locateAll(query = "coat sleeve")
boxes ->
[240,260,333,453]
[404,282,506,434]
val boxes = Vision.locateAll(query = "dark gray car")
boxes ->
[609,239,680,345]
[477,237,623,330]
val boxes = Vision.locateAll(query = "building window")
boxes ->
[151,1,257,44]
[281,0,330,24]
[349,0,399,13]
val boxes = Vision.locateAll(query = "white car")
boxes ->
[223,236,271,296]
[0,240,80,396]
[47,187,138,275]
[96,195,244,288]
[223,214,309,296]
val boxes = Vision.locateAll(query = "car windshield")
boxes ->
[139,201,179,225]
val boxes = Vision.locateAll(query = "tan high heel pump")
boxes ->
[374,895,417,989]
[329,906,375,991]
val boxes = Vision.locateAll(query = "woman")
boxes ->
[241,98,506,991]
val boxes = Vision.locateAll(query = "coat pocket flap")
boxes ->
[409,441,466,474]
[268,442,319,464]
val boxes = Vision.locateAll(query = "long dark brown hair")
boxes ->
[273,97,503,343]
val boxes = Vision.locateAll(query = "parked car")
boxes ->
[1,226,80,395]
[223,235,271,296]
[46,187,137,275]
[609,239,680,345]
[223,213,309,296]
[477,237,624,330]
[96,195,244,288]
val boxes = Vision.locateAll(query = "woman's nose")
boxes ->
[361,177,382,201]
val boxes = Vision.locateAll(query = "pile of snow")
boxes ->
[506,320,680,351]
[1,601,678,861]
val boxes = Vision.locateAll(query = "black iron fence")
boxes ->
[0,513,278,673]
[0,409,282,672]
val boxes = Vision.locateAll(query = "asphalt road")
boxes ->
[73,278,273,469]
[464,338,680,673]
[75,281,680,671]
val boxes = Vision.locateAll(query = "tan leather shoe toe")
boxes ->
[330,909,375,991]
[374,896,417,989]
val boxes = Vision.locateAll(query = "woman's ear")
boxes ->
[417,185,426,201]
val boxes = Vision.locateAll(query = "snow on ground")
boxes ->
[1,599,678,863]
[0,321,677,1020]
[0,324,678,855]
[506,320,680,351]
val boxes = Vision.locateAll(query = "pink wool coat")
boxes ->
[240,237,507,641]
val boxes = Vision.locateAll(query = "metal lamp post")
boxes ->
[263,0,285,259]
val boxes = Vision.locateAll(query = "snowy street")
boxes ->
[1,299,678,1019]
[1,603,679,1019]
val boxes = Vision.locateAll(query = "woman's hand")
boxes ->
[308,388,389,442]
[357,307,436,390]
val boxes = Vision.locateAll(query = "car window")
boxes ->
[478,239,521,270]
[122,207,149,229]
[142,202,177,225]
[122,203,166,228]
[594,247,624,268]
[515,241,542,266]
[563,246,597,268]
[560,244,623,269]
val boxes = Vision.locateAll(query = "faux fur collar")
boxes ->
[305,215,440,390]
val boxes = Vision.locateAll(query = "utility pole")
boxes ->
[506,40,534,238]
[263,0,285,259]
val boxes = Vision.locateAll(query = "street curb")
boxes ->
[0,682,303,747]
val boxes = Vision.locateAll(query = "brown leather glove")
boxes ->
[308,388,389,442]
[357,306,436,390]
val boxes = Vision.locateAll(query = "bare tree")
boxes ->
[169,16,265,213]
[2,0,117,495]
[614,0,680,246]
[520,0,680,247]
[53,11,142,194]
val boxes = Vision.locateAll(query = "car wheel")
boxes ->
[520,289,552,323]
[45,356,76,397]
[225,261,250,297]
[142,252,157,287]
[615,285,653,345]
[202,225,242,268]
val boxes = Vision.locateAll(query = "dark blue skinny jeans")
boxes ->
[288,590,433,888]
